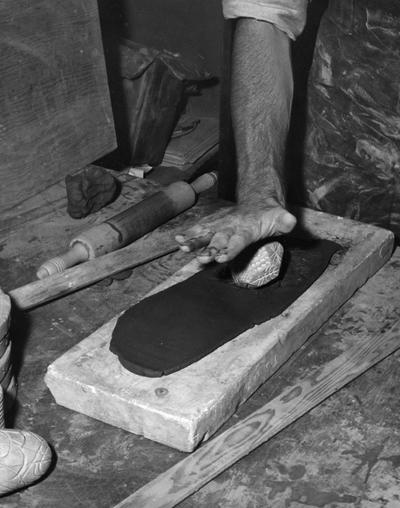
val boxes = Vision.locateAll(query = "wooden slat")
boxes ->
[114,319,400,508]
[0,0,116,212]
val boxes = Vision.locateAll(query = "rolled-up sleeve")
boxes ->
[222,0,309,40]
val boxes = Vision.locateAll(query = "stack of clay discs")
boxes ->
[0,289,16,421]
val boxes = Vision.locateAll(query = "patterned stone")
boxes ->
[0,429,52,496]
[231,242,284,288]
[0,388,52,496]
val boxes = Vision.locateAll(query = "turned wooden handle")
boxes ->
[36,242,89,279]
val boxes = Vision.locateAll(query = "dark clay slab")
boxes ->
[110,237,340,377]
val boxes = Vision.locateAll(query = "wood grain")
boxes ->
[0,0,116,212]
[114,319,400,508]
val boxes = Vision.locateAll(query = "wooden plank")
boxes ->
[44,209,394,451]
[0,0,116,212]
[113,318,400,508]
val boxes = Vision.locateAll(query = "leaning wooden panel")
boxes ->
[45,209,394,451]
[0,0,116,212]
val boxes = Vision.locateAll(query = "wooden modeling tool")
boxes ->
[36,172,218,279]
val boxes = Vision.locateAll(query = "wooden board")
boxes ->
[45,209,394,451]
[0,0,116,212]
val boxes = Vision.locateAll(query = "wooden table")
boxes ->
[0,175,399,507]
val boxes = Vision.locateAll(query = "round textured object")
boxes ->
[231,242,284,288]
[0,429,52,495]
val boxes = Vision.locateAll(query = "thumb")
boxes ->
[270,208,297,236]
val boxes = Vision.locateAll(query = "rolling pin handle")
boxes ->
[190,172,218,195]
[36,242,89,279]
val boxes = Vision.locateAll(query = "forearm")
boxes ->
[231,19,293,208]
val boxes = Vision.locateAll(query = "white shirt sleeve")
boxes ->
[222,0,309,40]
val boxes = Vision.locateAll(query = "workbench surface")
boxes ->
[1,175,399,507]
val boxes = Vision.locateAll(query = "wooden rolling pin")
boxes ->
[37,172,217,279]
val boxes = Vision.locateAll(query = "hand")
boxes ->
[176,204,296,264]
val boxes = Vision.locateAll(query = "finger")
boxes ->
[181,233,214,253]
[196,245,219,264]
[177,230,214,252]
[175,224,209,244]
[175,224,213,251]
[216,231,253,263]
[275,210,297,234]
[261,208,297,237]
[196,228,236,263]
[208,228,234,251]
